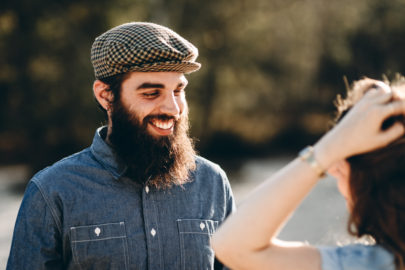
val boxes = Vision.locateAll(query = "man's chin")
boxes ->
[109,101,195,188]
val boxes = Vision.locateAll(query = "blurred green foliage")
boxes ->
[1,0,405,170]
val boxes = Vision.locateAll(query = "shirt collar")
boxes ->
[90,126,127,179]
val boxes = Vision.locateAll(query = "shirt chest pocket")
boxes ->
[177,219,219,270]
[70,222,129,270]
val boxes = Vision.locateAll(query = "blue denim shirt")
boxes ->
[318,244,395,270]
[7,127,236,270]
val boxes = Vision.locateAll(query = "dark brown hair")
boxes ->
[347,140,405,268]
[334,77,405,268]
[94,72,131,116]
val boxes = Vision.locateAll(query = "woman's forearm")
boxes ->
[211,133,339,263]
[212,84,405,269]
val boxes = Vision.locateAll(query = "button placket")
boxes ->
[142,186,163,269]
[150,228,156,237]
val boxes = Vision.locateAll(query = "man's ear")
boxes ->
[93,80,113,111]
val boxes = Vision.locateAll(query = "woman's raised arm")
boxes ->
[211,80,405,270]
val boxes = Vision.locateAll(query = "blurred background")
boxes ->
[1,0,405,267]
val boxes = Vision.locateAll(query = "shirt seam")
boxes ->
[31,179,63,234]
[71,236,126,243]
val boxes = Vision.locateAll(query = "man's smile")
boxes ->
[148,118,175,136]
[150,118,174,130]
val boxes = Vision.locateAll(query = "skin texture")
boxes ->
[327,160,351,208]
[92,71,196,188]
[211,79,405,270]
[93,72,188,139]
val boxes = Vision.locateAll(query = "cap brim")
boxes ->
[128,61,201,74]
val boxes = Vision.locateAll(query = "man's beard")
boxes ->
[108,99,196,189]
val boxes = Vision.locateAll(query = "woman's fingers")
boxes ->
[373,81,391,93]
[378,122,405,145]
[313,79,405,168]
[331,84,405,158]
[353,78,389,95]
[362,86,392,104]
[391,84,405,100]
[377,99,405,144]
[367,96,405,148]
[385,99,405,116]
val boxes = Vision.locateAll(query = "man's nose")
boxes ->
[160,92,180,116]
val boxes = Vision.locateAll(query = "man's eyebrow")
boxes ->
[136,81,188,90]
[136,83,165,90]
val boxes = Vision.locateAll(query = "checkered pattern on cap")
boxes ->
[91,22,201,79]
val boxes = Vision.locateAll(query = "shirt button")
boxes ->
[151,228,156,237]
[145,186,150,194]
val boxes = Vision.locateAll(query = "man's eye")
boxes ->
[143,91,159,97]
[174,89,184,95]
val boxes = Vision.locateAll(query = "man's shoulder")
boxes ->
[31,147,94,185]
[191,156,235,212]
[195,155,224,173]
[192,155,229,185]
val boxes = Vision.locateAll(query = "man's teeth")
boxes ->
[152,120,173,129]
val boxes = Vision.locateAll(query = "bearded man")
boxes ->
[7,22,235,270]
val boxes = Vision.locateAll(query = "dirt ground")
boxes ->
[0,158,353,268]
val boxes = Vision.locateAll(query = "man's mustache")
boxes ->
[144,114,179,122]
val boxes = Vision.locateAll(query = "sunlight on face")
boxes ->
[118,72,188,138]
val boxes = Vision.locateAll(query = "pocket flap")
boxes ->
[70,222,126,242]
[177,219,218,235]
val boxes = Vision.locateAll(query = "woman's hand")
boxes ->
[315,80,405,169]
[211,78,405,270]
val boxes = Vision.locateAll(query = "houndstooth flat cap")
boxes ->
[91,22,201,79]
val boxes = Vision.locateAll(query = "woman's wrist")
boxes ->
[298,146,327,177]
[313,130,347,172]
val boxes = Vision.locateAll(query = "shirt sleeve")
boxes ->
[225,176,237,217]
[318,244,395,270]
[7,181,64,270]
[214,168,236,270]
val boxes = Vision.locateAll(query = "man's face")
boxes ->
[107,71,196,188]
[118,72,188,138]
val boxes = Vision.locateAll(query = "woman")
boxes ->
[211,78,405,270]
